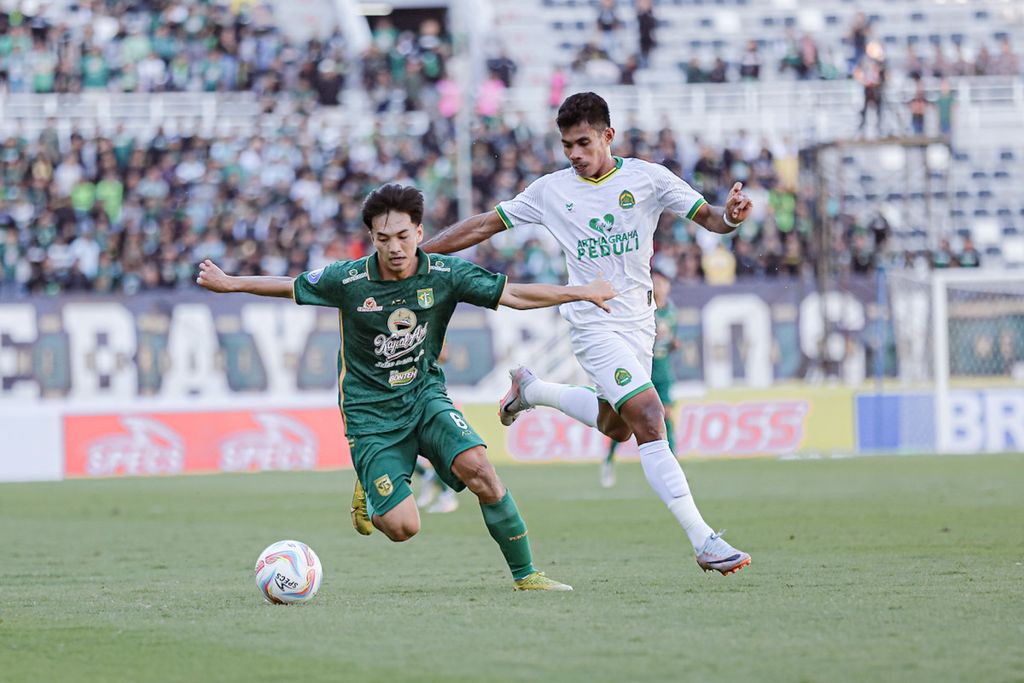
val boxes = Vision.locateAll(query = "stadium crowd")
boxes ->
[572,3,1019,86]
[0,1,450,112]
[1,107,978,298]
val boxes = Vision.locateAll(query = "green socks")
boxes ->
[480,490,535,580]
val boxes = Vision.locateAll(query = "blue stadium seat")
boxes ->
[978,189,994,199]
[1003,226,1021,237]
[1000,150,1016,161]
[974,208,991,217]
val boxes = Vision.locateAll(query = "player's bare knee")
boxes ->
[631,407,667,443]
[598,414,633,442]
[380,518,420,542]
[452,449,504,502]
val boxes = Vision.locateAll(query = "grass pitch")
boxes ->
[2,455,1022,683]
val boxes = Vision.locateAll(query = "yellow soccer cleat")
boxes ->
[350,479,374,536]
[513,571,573,592]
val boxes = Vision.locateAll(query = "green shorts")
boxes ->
[348,397,485,516]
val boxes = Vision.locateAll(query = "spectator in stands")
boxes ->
[702,242,736,285]
[930,78,954,137]
[958,237,981,268]
[636,0,657,69]
[684,57,707,84]
[932,238,956,268]
[595,0,622,59]
[847,13,871,74]
[739,40,762,81]
[909,78,928,136]
[487,49,518,88]
[855,42,887,137]
[994,37,1020,76]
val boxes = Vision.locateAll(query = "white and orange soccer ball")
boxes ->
[254,540,323,604]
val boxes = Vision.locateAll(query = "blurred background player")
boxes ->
[197,183,616,591]
[601,270,679,488]
[423,92,753,576]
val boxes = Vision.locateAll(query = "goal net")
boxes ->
[888,269,1024,453]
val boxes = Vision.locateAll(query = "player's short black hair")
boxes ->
[556,92,612,132]
[361,184,424,231]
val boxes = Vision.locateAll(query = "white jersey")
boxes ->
[496,157,707,328]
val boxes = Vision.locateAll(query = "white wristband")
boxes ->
[722,212,743,229]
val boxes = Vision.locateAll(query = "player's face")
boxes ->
[369,211,423,279]
[653,274,671,308]
[560,122,615,179]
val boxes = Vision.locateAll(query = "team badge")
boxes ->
[614,368,632,387]
[417,288,434,309]
[357,297,383,312]
[618,190,636,210]
[387,308,417,336]
[374,474,393,497]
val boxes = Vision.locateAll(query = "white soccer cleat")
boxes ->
[599,460,616,488]
[427,490,459,514]
[695,531,751,576]
[498,366,538,427]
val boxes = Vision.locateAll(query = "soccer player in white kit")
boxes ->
[422,92,754,575]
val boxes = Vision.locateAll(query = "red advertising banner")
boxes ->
[64,408,351,478]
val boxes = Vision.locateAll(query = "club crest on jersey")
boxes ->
[306,267,325,284]
[417,288,434,309]
[588,213,615,235]
[614,368,632,387]
[387,308,417,336]
[374,474,394,497]
[357,297,383,312]
[618,190,636,210]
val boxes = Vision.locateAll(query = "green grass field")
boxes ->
[2,455,1022,683]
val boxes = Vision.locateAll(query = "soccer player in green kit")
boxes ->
[196,183,616,591]
[600,270,679,488]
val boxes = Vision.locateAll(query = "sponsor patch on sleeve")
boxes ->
[306,267,325,284]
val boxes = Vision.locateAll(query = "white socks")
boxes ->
[638,440,714,551]
[523,380,598,428]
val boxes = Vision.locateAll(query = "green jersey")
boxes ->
[293,249,507,436]
[651,304,677,386]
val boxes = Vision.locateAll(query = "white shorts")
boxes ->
[569,322,656,411]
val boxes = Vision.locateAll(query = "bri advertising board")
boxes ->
[464,387,856,463]
[63,407,351,478]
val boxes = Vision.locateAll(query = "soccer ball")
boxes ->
[254,540,323,605]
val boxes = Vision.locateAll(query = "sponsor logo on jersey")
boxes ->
[387,308,417,336]
[306,267,325,284]
[614,368,632,386]
[588,213,615,235]
[417,288,434,308]
[576,229,640,260]
[374,474,394,497]
[388,367,418,387]
[431,259,450,272]
[357,297,383,312]
[342,269,368,284]
[375,307,429,365]
[618,190,636,209]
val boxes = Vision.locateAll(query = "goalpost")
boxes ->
[930,269,1024,452]
[890,269,1024,453]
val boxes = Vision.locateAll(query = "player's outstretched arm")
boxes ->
[195,259,295,299]
[693,182,754,234]
[421,211,507,254]
[499,278,617,312]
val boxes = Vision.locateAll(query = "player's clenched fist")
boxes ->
[196,259,234,293]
